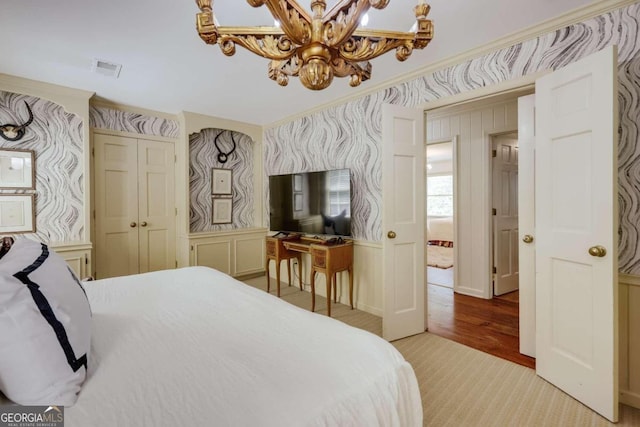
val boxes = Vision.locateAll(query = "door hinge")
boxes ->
[93,209,96,219]
[85,254,88,265]
[175,260,178,268]
[175,207,178,216]
[492,208,497,216]
[492,149,497,158]
[190,245,194,251]
[174,155,177,163]
[493,266,497,274]
[91,148,95,156]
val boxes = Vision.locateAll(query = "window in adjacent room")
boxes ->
[328,169,351,216]
[427,174,453,216]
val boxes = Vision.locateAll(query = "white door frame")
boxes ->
[424,136,458,285]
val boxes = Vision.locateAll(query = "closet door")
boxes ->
[137,140,176,273]
[94,134,140,278]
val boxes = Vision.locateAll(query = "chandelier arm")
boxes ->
[247,0,312,45]
[337,35,417,63]
[322,0,374,48]
[216,30,298,60]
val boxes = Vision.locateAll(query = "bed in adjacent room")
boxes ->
[62,267,421,426]
[427,216,454,269]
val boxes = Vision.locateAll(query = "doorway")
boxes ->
[426,140,455,289]
[424,91,534,368]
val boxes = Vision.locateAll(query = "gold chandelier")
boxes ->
[195,0,433,90]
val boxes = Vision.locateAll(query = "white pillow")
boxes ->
[0,238,91,406]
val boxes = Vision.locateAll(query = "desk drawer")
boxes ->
[310,248,326,268]
[266,240,277,257]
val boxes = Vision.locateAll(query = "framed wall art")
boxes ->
[212,197,233,224]
[0,149,35,189]
[212,168,233,195]
[0,194,35,233]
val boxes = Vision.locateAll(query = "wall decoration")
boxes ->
[190,128,254,232]
[264,3,640,277]
[0,101,34,142]
[214,130,237,164]
[0,194,35,233]
[0,91,84,242]
[212,168,233,195]
[89,106,180,139]
[212,198,233,224]
[0,148,34,189]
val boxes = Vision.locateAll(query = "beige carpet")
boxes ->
[244,275,640,427]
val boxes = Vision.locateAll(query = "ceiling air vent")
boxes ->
[91,58,122,78]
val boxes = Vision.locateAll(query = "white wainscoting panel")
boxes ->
[620,273,640,409]
[190,228,266,278]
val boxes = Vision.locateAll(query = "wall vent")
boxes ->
[91,58,122,78]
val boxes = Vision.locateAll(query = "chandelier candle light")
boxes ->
[195,0,433,90]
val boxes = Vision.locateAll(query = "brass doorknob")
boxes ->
[588,245,607,257]
[130,222,137,228]
[522,234,534,244]
[140,221,148,227]
[387,231,396,239]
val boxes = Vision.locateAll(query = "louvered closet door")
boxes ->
[95,134,140,278]
[137,139,176,273]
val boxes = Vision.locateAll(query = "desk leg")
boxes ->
[333,273,338,303]
[276,260,281,297]
[310,269,316,312]
[297,255,303,290]
[287,259,292,287]
[266,258,271,293]
[349,266,354,310]
[327,275,332,317]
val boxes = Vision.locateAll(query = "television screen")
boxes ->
[268,169,351,236]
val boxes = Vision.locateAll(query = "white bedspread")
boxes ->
[66,267,422,426]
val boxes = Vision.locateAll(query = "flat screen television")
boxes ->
[269,168,352,237]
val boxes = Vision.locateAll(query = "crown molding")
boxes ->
[265,0,635,130]
[0,73,94,100]
[90,96,178,122]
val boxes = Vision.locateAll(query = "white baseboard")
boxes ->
[453,286,486,299]
[621,388,640,410]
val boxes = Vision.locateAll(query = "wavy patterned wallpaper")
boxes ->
[90,106,179,138]
[0,91,84,242]
[189,129,254,232]
[265,4,640,273]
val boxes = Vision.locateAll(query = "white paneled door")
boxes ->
[382,104,425,342]
[535,46,618,422]
[95,134,176,279]
[492,134,519,296]
[517,94,536,358]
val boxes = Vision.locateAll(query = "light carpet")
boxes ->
[243,276,640,427]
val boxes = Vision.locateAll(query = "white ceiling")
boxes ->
[0,0,594,126]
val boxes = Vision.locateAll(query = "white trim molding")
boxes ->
[619,273,640,409]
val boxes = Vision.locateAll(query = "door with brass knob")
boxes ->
[588,245,607,257]
[387,231,396,239]
[95,134,175,279]
[522,234,534,244]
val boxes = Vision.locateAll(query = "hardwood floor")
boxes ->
[427,284,536,369]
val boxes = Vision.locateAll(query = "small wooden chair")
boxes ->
[309,242,354,317]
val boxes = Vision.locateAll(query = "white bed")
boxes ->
[64,267,422,426]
